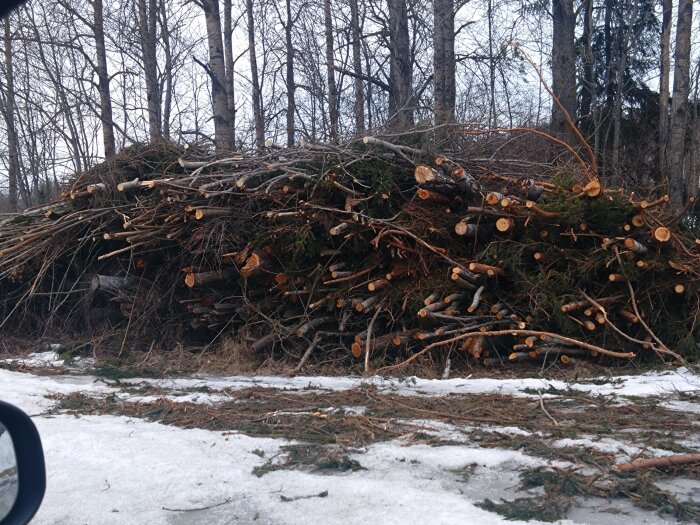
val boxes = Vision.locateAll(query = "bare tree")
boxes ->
[93,0,117,157]
[1,17,18,210]
[159,0,173,140]
[280,0,296,146]
[666,0,693,210]
[433,0,455,137]
[387,0,413,129]
[223,0,236,145]
[349,0,364,135]
[658,0,672,160]
[138,0,161,141]
[579,0,594,126]
[200,0,235,151]
[324,0,339,142]
[550,0,576,145]
[247,0,265,149]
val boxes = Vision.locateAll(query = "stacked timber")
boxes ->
[0,139,698,372]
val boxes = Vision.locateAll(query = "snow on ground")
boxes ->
[1,355,698,525]
[7,352,700,401]
[117,365,700,399]
[1,367,553,525]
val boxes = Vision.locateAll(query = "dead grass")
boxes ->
[48,386,698,449]
[478,466,700,522]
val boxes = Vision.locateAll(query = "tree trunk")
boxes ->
[138,0,161,142]
[246,0,265,149]
[691,73,700,201]
[2,18,18,211]
[603,0,614,107]
[349,0,364,135]
[667,0,693,211]
[387,0,413,130]
[580,0,594,123]
[433,0,455,140]
[550,0,576,145]
[202,0,235,152]
[658,0,672,164]
[285,0,296,147]
[323,0,338,142]
[223,0,236,146]
[159,0,172,141]
[93,0,116,158]
[487,0,496,128]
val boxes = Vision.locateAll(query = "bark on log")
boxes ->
[615,453,700,473]
[91,274,136,295]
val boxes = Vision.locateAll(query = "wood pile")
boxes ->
[0,139,698,371]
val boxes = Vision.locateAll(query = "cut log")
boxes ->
[623,238,648,255]
[485,192,503,206]
[368,278,390,292]
[184,269,237,288]
[467,285,485,313]
[561,299,589,314]
[525,183,545,202]
[417,301,448,318]
[581,179,602,197]
[296,316,334,337]
[652,226,671,243]
[91,274,136,295]
[417,188,452,204]
[117,178,141,191]
[356,296,378,313]
[496,217,514,232]
[451,266,479,283]
[330,222,350,236]
[615,453,700,473]
[328,262,346,272]
[524,200,560,219]
[308,296,329,310]
[619,309,639,323]
[423,292,440,306]
[451,273,478,290]
[414,164,438,184]
[240,253,262,277]
[194,208,234,220]
[454,221,477,237]
[468,262,503,277]
[87,183,107,194]
[639,194,669,210]
[608,273,626,282]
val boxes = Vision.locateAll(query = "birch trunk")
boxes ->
[202,0,235,151]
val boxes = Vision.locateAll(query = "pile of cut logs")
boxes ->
[0,138,697,372]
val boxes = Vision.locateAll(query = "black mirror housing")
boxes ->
[0,401,46,525]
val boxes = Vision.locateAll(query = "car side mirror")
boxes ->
[0,401,45,525]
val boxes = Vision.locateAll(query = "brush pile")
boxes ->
[0,138,698,371]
